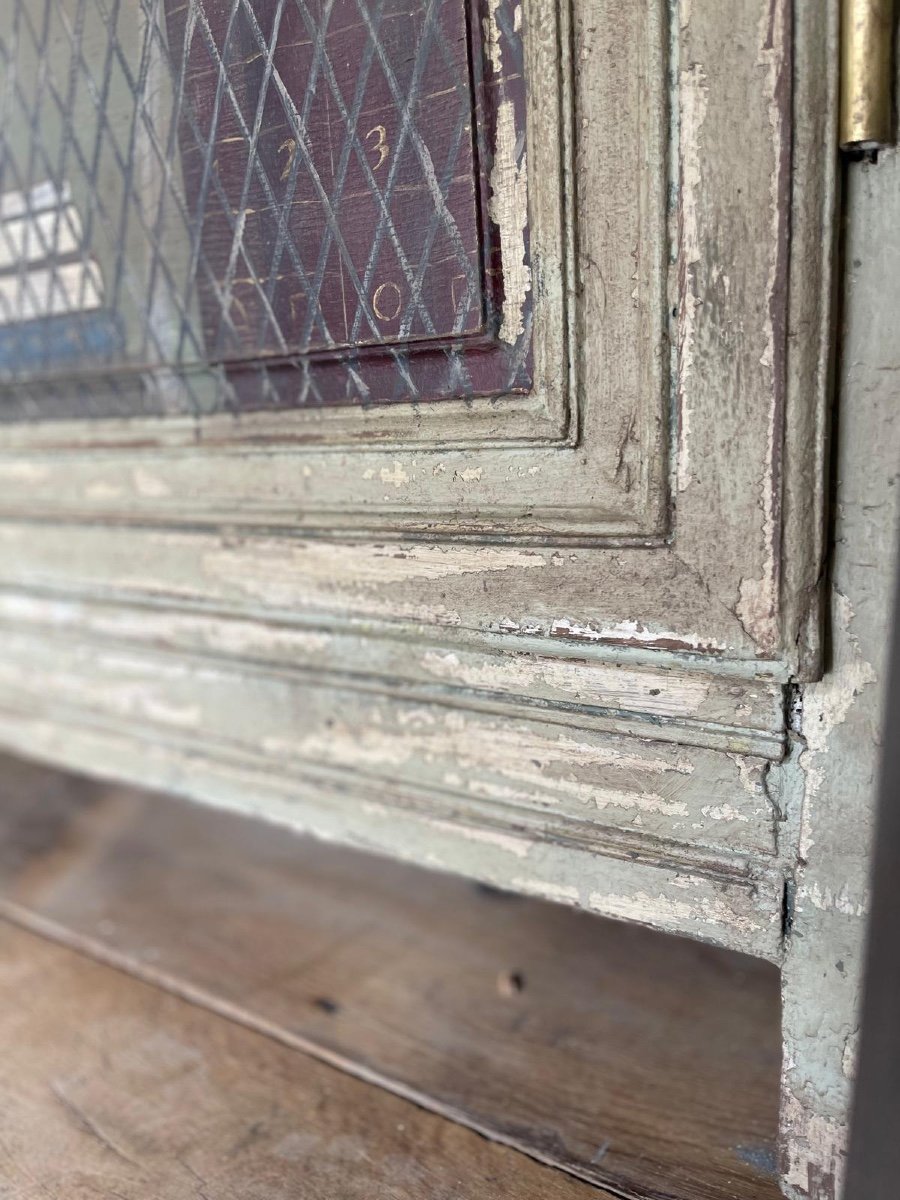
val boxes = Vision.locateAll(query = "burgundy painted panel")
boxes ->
[165,0,487,361]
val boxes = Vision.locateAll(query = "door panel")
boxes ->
[0,0,834,955]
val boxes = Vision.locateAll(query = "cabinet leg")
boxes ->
[778,138,900,1199]
[778,564,888,1199]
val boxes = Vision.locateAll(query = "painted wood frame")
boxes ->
[0,4,881,1199]
[0,0,830,923]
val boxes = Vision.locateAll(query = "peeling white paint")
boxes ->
[483,0,502,72]
[550,618,726,652]
[482,0,531,341]
[841,1029,858,1081]
[510,877,579,904]
[489,97,531,344]
[701,803,749,823]
[799,592,877,862]
[802,637,877,775]
[379,461,410,489]
[133,468,172,499]
[592,888,764,936]
[495,618,545,636]
[466,774,690,819]
[781,1092,847,1196]
[727,753,765,796]
[84,481,124,501]
[803,593,877,758]
[676,60,709,494]
[419,648,714,720]
[264,727,412,771]
[428,819,532,859]
[202,542,547,613]
[551,733,694,776]
[0,461,51,484]
[802,881,869,918]
[731,4,788,656]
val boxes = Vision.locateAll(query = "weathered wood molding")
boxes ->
[0,6,869,1197]
[0,0,833,972]
[0,705,786,962]
[0,0,831,678]
[0,570,800,971]
[0,587,787,755]
[779,91,900,1199]
[0,618,784,854]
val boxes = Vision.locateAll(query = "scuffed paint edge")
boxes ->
[489,98,531,343]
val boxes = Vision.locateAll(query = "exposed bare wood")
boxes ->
[0,918,612,1199]
[0,753,783,1200]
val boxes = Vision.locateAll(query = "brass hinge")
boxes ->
[840,0,896,153]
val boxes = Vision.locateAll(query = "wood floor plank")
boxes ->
[0,920,608,1199]
[0,752,783,1200]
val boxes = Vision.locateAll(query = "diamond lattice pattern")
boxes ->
[0,0,484,384]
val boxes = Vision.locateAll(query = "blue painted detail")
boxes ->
[734,1144,779,1176]
[0,310,124,372]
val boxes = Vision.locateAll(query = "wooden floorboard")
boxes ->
[0,752,783,1200]
[0,920,608,1199]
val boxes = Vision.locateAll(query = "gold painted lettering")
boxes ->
[366,125,390,170]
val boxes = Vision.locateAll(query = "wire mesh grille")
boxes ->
[0,0,531,420]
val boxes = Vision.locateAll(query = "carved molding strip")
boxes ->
[0,618,786,863]
[0,587,786,756]
[0,699,785,961]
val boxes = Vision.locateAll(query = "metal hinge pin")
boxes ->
[840,0,895,153]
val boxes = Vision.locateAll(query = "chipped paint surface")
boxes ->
[701,803,749,824]
[483,0,503,73]
[490,97,531,344]
[0,617,777,860]
[840,1029,858,1082]
[780,120,898,1200]
[200,541,548,622]
[550,618,726,653]
[427,820,532,859]
[728,754,768,797]
[590,886,769,939]
[510,877,579,904]
[802,593,877,756]
[733,1,789,656]
[798,591,877,859]
[802,882,868,919]
[485,0,530,345]
[133,468,172,499]
[416,646,780,736]
[0,7,842,1197]
[675,57,708,495]
[379,462,410,489]
[0,461,51,483]
[781,1093,847,1198]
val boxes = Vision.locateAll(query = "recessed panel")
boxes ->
[0,0,531,420]
[165,0,486,358]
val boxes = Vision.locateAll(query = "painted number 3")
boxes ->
[366,125,389,170]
